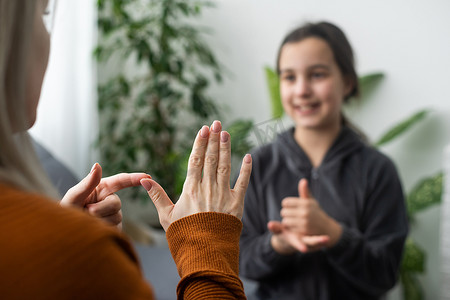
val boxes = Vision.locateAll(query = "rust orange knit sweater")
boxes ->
[0,183,246,299]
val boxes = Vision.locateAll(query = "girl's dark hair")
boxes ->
[276,21,359,102]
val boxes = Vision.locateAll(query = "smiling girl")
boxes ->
[0,0,252,298]
[239,22,408,299]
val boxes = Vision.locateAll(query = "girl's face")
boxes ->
[24,0,51,129]
[279,37,352,131]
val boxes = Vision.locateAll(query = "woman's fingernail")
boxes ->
[200,125,209,138]
[244,154,252,163]
[221,131,229,142]
[89,163,98,175]
[211,120,221,133]
[141,179,152,191]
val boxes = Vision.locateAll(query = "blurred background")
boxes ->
[30,0,450,299]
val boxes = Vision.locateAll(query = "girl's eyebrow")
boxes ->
[279,68,294,74]
[279,64,330,74]
[308,64,330,70]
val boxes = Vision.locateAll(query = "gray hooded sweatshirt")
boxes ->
[240,126,408,300]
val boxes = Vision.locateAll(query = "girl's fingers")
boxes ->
[216,131,231,188]
[281,217,301,229]
[203,120,221,183]
[301,235,330,247]
[185,125,210,184]
[280,207,301,218]
[267,220,284,234]
[281,198,301,208]
[233,154,252,202]
[298,178,311,199]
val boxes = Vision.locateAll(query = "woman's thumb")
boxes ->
[140,179,173,219]
[61,163,102,207]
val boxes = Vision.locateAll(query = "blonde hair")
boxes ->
[0,0,59,199]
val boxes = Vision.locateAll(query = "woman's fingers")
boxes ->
[96,172,151,201]
[141,178,174,231]
[92,210,122,226]
[217,131,231,187]
[185,125,210,184]
[86,198,123,226]
[86,193,122,219]
[61,163,102,207]
[203,120,221,183]
[233,154,252,201]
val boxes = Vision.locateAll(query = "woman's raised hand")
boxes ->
[140,121,252,231]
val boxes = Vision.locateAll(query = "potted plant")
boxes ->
[95,0,223,212]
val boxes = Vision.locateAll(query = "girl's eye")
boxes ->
[311,72,325,79]
[282,74,296,82]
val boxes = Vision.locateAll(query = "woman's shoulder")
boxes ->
[0,183,132,254]
[0,183,151,299]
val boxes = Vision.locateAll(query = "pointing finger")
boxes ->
[96,172,151,200]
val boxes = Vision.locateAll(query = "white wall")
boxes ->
[197,0,450,299]
[30,0,98,179]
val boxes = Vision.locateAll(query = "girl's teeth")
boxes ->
[300,104,314,110]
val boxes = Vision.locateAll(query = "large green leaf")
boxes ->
[401,237,426,273]
[407,172,443,216]
[345,72,384,105]
[374,109,430,147]
[358,72,384,96]
[264,66,283,119]
[227,119,254,157]
[400,270,424,300]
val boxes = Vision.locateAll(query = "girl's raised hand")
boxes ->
[140,121,252,231]
[269,179,342,253]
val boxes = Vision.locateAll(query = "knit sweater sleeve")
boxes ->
[167,213,246,300]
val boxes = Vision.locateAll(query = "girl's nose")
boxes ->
[294,78,312,97]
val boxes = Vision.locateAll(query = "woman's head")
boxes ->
[276,21,358,131]
[1,0,50,132]
[0,0,57,197]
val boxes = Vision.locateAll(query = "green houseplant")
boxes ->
[95,0,224,205]
[263,67,442,300]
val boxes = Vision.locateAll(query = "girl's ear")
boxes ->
[343,75,355,100]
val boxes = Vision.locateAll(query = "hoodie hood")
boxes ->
[275,126,366,172]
